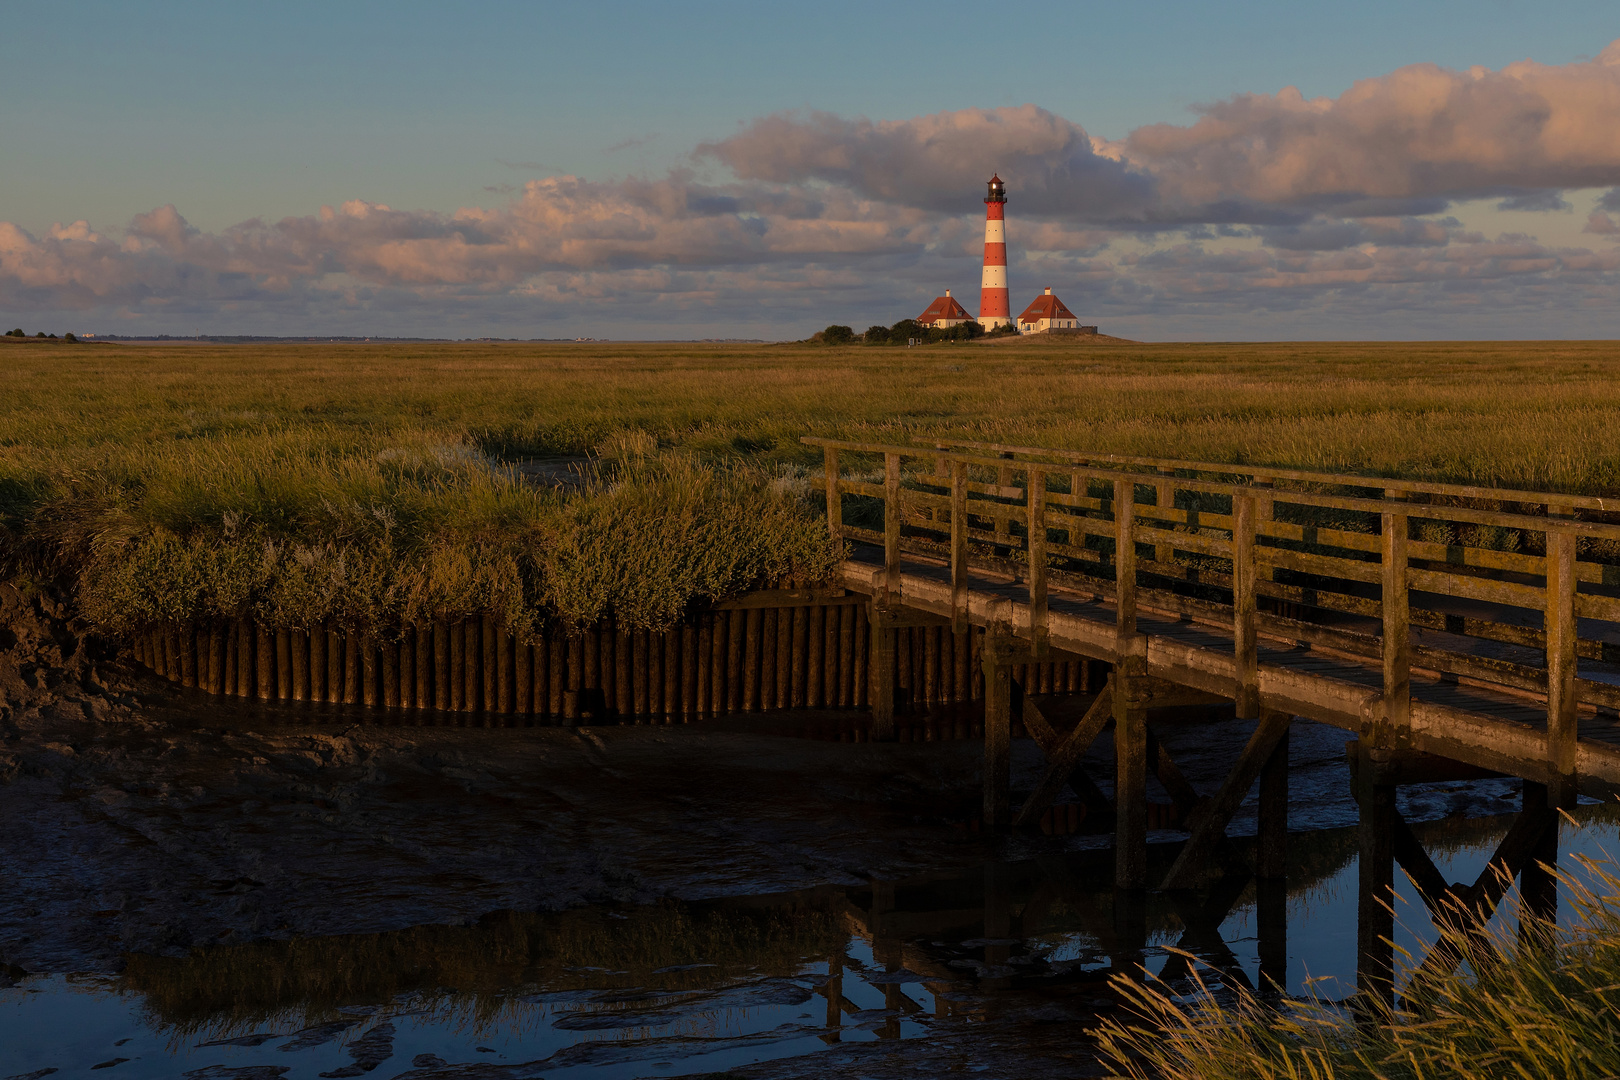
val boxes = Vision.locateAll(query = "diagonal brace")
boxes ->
[1014,688,1114,829]
[1160,710,1293,890]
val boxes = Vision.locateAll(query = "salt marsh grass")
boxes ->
[5,337,1620,632]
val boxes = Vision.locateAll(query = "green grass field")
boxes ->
[5,336,1620,634]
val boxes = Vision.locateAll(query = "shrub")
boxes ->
[818,324,855,345]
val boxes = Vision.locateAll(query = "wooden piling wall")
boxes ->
[126,594,1095,723]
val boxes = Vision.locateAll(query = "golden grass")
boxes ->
[5,338,1620,632]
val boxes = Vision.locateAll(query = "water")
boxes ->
[5,806,1617,1079]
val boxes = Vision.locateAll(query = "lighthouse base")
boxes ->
[977,316,1012,331]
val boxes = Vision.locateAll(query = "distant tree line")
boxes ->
[5,328,78,341]
[809,318,1016,346]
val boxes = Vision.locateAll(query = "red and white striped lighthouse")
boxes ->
[978,174,1010,330]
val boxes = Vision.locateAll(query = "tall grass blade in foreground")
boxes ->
[1094,852,1620,1079]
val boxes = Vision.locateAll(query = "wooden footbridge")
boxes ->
[807,435,1620,1004]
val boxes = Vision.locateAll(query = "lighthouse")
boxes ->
[978,174,1010,331]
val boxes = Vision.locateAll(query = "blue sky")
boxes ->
[4,1,1619,338]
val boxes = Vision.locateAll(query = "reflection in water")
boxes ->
[4,805,1619,1078]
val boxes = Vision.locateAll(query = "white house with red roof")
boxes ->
[917,289,973,328]
[1016,287,1083,333]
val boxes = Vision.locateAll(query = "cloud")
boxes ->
[1587,211,1620,235]
[7,40,1620,335]
[698,105,1158,221]
[1117,39,1620,213]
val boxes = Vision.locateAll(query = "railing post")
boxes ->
[1233,493,1258,718]
[884,452,901,605]
[950,459,968,634]
[823,446,841,543]
[1381,509,1410,733]
[1028,467,1048,657]
[1153,468,1175,565]
[1252,474,1275,582]
[1546,525,1577,804]
[996,450,1015,548]
[1114,478,1137,638]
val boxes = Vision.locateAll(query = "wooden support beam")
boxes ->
[869,602,895,741]
[1014,687,1114,829]
[1145,727,1204,820]
[1519,781,1559,950]
[1114,664,1147,889]
[1160,710,1292,890]
[1356,769,1397,1013]
[983,632,1013,829]
[1257,728,1288,881]
[1390,812,1453,915]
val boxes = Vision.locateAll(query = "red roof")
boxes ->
[918,292,972,324]
[1017,290,1078,323]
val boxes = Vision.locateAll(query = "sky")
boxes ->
[3,0,1620,340]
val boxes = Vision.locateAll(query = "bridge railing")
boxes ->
[802,436,1620,780]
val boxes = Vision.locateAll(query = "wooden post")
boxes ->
[743,610,761,710]
[361,634,378,707]
[449,622,465,711]
[884,452,902,604]
[1114,665,1147,889]
[790,607,808,707]
[615,624,632,721]
[399,633,415,709]
[710,612,727,715]
[415,625,431,712]
[1153,468,1175,565]
[823,605,839,709]
[1028,467,1048,657]
[1520,780,1559,947]
[1258,875,1288,993]
[381,638,399,709]
[950,459,968,633]
[1233,494,1258,718]
[1356,751,1398,1013]
[776,607,793,709]
[807,605,826,708]
[434,621,451,711]
[760,608,777,710]
[996,451,1014,548]
[663,628,680,719]
[954,629,970,703]
[870,603,895,740]
[1252,474,1275,582]
[1546,526,1577,804]
[565,631,583,720]
[307,623,325,703]
[344,629,360,706]
[1258,729,1289,879]
[274,628,291,698]
[516,633,532,716]
[838,605,855,708]
[633,628,650,719]
[207,625,227,695]
[646,629,661,721]
[824,446,841,542]
[854,603,869,710]
[922,625,938,710]
[549,631,566,719]
[483,616,501,716]
[242,620,259,698]
[291,629,310,701]
[1382,511,1410,732]
[223,622,239,696]
[727,609,744,713]
[1114,479,1137,638]
[325,625,342,703]
[983,631,1012,828]
[254,625,273,702]
[498,628,515,716]
[696,616,713,717]
[535,638,551,720]
[181,623,199,689]
[466,619,483,713]
[681,623,698,720]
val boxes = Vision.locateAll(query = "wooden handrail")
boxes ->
[811,437,1604,799]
